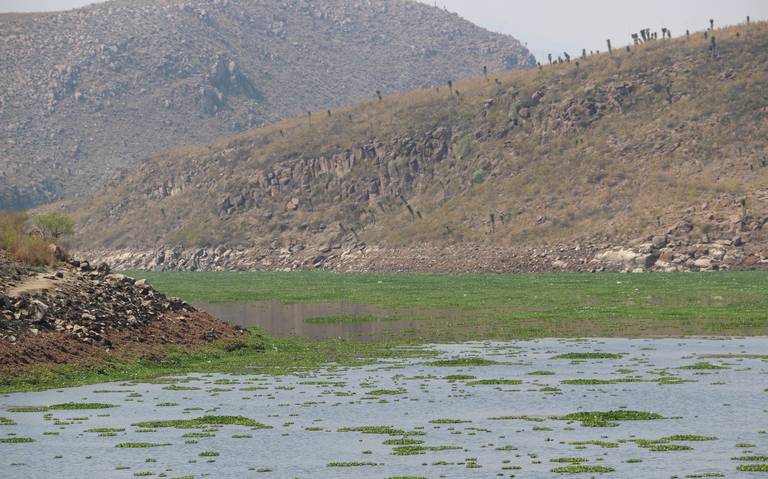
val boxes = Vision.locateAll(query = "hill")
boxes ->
[64,22,768,273]
[0,0,534,210]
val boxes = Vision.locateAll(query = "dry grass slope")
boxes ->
[64,22,768,269]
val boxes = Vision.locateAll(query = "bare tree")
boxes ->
[606,39,613,55]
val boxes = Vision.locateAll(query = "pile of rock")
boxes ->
[594,234,765,272]
[1,258,197,345]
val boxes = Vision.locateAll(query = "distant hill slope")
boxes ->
[0,0,534,209]
[65,22,768,273]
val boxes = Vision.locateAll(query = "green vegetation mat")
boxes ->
[2,271,766,393]
[130,270,768,335]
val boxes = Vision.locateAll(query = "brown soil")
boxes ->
[0,311,241,372]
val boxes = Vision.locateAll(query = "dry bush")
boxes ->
[0,211,56,267]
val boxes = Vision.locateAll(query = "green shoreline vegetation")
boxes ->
[1,271,767,393]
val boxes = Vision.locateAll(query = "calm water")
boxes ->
[197,301,456,339]
[1,338,767,478]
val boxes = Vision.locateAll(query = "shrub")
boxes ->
[33,212,74,240]
[0,211,57,266]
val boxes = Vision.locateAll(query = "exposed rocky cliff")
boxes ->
[0,0,534,209]
[65,22,768,272]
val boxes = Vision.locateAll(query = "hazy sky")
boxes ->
[2,0,767,61]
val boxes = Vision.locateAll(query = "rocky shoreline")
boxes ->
[0,253,243,370]
[84,231,767,274]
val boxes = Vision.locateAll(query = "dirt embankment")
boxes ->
[0,252,243,371]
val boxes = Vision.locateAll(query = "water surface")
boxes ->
[1,338,766,478]
[197,301,453,339]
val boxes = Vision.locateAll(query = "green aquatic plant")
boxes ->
[132,416,271,429]
[561,378,644,385]
[558,410,665,427]
[366,389,406,396]
[6,406,48,413]
[391,445,462,455]
[0,437,35,443]
[327,461,380,467]
[466,379,523,386]
[50,403,116,410]
[678,362,727,370]
[567,440,619,448]
[737,465,768,472]
[552,353,624,360]
[382,438,424,445]
[337,426,425,436]
[426,358,499,367]
[551,465,615,473]
[115,443,170,448]
[489,415,546,422]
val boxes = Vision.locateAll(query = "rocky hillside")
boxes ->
[65,22,768,273]
[0,251,242,369]
[0,0,534,210]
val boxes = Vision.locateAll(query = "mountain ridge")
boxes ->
[0,0,534,209]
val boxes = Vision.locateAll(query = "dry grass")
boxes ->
[63,21,768,251]
[0,211,56,267]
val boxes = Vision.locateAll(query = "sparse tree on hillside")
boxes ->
[547,53,553,65]
[632,33,639,45]
[710,19,714,30]
[376,90,382,102]
[661,28,668,39]
[710,36,717,57]
[483,65,488,79]
[686,29,690,40]
[563,52,571,63]
[307,111,312,127]
[747,15,750,24]
[582,48,587,60]
[606,39,613,55]
[33,212,74,240]
[447,80,453,94]
[327,110,332,117]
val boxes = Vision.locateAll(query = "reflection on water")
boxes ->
[196,301,455,340]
